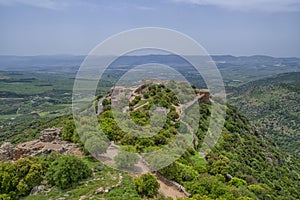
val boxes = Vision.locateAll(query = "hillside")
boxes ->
[1,81,300,199]
[96,82,300,199]
[229,72,300,155]
[229,71,300,92]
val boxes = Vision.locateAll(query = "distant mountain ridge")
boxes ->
[0,54,299,70]
[1,55,300,91]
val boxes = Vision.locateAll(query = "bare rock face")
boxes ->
[30,185,45,195]
[0,142,15,161]
[40,127,62,142]
[196,89,210,104]
[0,127,83,161]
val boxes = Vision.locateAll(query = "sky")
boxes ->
[0,0,300,57]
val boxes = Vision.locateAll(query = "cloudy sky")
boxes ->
[0,0,299,57]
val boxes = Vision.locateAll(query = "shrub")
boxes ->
[46,155,91,189]
[228,177,247,187]
[61,119,81,145]
[0,157,43,199]
[62,119,76,142]
[134,173,159,197]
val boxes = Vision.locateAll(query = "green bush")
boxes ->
[61,119,80,144]
[0,157,43,199]
[134,173,159,197]
[45,155,91,189]
[228,177,247,187]
[62,119,75,141]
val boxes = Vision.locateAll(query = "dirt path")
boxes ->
[157,178,186,199]
[133,101,149,111]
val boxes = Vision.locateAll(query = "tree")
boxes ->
[228,177,247,187]
[206,154,230,176]
[62,119,75,142]
[46,155,91,189]
[168,110,179,121]
[134,173,159,197]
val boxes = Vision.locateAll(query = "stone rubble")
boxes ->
[30,185,45,195]
[0,127,84,161]
[94,173,123,195]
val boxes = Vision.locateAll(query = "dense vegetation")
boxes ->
[0,154,141,200]
[0,115,67,145]
[99,82,196,154]
[229,72,300,155]
[159,104,300,199]
[0,157,44,199]
[98,82,300,199]
[114,150,139,169]
[0,154,91,199]
[1,67,300,199]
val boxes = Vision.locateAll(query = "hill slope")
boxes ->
[229,72,300,155]
[97,82,300,199]
[1,81,300,199]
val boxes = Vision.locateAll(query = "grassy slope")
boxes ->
[24,157,141,200]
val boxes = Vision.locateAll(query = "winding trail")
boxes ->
[133,101,149,111]
[157,178,186,199]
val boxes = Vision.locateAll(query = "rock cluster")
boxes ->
[195,89,210,104]
[0,127,83,161]
[0,142,16,161]
[30,185,45,195]
[95,173,123,195]
[39,127,62,142]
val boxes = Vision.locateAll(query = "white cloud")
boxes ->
[172,0,300,12]
[0,0,155,11]
[0,0,70,10]
[1,0,299,12]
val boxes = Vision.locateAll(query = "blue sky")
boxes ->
[0,0,300,57]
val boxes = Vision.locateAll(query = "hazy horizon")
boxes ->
[0,54,300,59]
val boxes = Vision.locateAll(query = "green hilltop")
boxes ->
[1,81,300,200]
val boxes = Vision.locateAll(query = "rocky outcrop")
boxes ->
[0,142,15,161]
[0,127,83,161]
[40,127,62,142]
[30,185,45,195]
[196,89,210,104]
[95,173,123,195]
